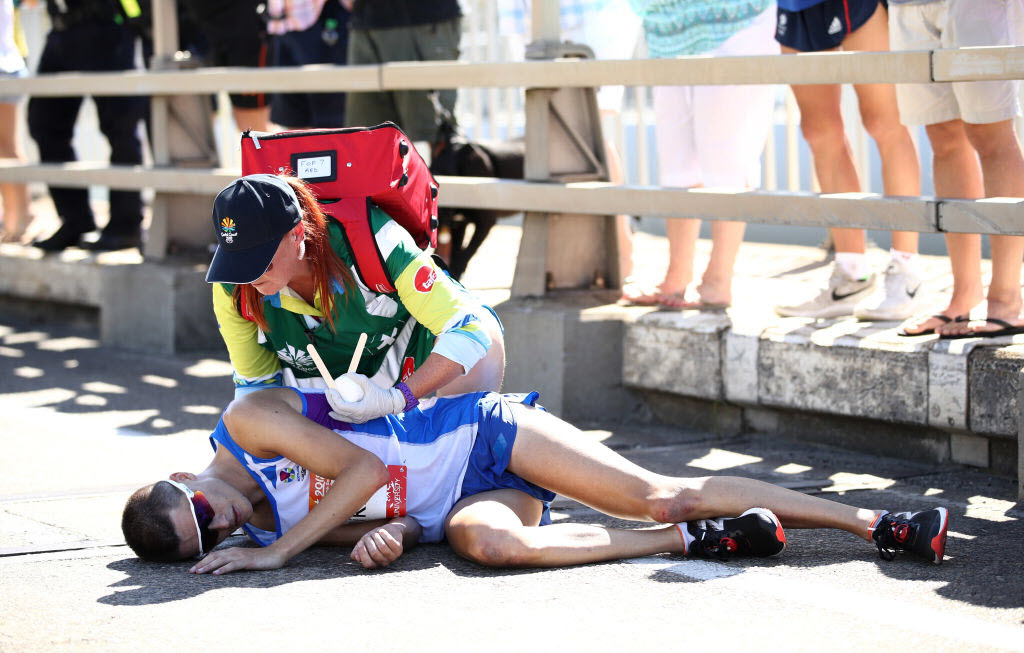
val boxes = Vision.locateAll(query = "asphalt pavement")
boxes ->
[0,225,1022,651]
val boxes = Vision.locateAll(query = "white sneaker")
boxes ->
[853,258,923,321]
[775,264,876,319]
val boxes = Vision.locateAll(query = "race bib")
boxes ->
[309,465,408,521]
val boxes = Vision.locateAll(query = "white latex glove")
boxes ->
[326,373,405,424]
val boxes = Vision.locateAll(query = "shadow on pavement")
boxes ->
[1,318,233,436]
[98,538,451,606]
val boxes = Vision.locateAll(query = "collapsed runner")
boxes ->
[122,388,948,573]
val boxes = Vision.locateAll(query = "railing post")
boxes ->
[510,1,618,297]
[144,0,219,260]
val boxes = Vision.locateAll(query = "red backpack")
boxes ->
[240,122,439,294]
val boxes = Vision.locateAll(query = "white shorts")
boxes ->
[653,6,777,189]
[889,0,1023,126]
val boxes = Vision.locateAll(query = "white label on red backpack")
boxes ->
[296,155,333,180]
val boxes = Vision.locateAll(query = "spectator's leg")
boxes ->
[94,93,145,240]
[394,18,461,142]
[903,120,985,337]
[651,84,699,305]
[659,219,701,306]
[690,73,776,308]
[963,119,1024,333]
[0,101,30,242]
[229,33,271,132]
[305,1,349,129]
[345,28,402,130]
[845,1,921,257]
[27,92,94,244]
[27,27,96,248]
[785,65,866,258]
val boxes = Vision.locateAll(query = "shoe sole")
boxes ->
[775,308,857,319]
[854,309,917,321]
[929,507,949,564]
[776,301,865,319]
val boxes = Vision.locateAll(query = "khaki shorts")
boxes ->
[889,0,1022,126]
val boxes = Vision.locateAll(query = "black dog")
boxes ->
[430,118,524,280]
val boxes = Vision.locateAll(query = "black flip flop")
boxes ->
[897,314,966,337]
[940,317,1024,340]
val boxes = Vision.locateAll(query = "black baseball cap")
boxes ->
[205,174,302,284]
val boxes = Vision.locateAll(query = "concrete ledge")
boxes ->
[757,321,929,424]
[623,310,730,400]
[969,345,1024,437]
[491,284,1018,486]
[0,244,103,306]
[623,308,1022,476]
[1018,366,1024,499]
[495,291,642,421]
[98,260,218,353]
[0,243,219,354]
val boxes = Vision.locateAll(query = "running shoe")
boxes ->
[775,264,876,319]
[854,258,924,321]
[872,507,948,564]
[680,507,787,559]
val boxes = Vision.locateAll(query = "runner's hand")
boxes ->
[326,374,404,423]
[189,546,287,575]
[350,522,407,569]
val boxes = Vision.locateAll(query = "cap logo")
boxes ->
[219,217,237,244]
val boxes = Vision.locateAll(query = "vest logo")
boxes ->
[276,343,316,374]
[413,265,436,293]
[219,217,237,244]
[279,467,298,483]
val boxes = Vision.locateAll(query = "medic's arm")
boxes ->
[212,284,284,397]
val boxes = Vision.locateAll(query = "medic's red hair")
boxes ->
[232,176,353,332]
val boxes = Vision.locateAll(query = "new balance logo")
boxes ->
[827,16,843,35]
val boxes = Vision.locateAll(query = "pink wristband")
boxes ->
[395,381,419,412]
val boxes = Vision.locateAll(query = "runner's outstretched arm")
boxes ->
[192,390,390,574]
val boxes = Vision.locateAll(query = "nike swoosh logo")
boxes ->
[907,284,921,298]
[832,288,868,301]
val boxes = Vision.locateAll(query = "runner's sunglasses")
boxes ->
[166,479,217,557]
